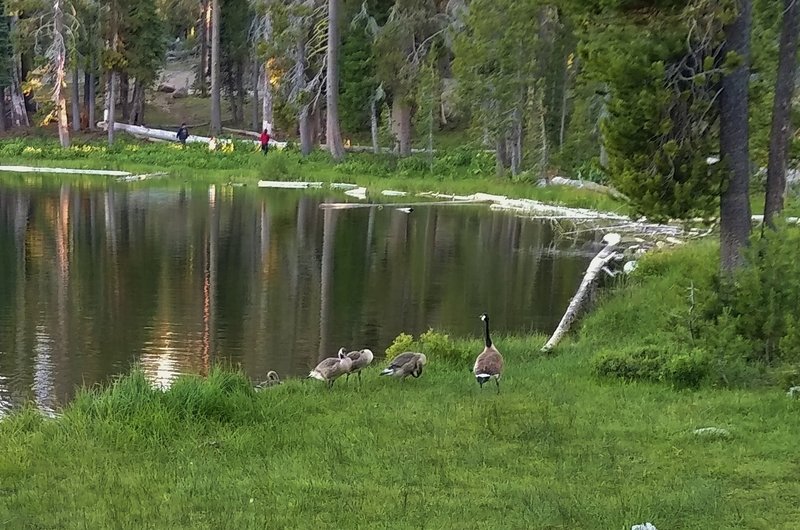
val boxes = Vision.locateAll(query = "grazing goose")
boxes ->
[380,352,427,380]
[345,348,374,383]
[255,370,282,390]
[309,349,353,389]
[473,313,504,393]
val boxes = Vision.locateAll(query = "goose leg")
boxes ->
[357,371,362,385]
[495,378,500,394]
[345,373,350,383]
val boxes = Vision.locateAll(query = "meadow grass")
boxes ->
[1,333,798,529]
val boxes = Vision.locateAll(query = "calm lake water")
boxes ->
[0,181,602,413]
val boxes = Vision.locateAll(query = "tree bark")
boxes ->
[300,104,314,155]
[198,0,208,97]
[130,79,145,125]
[325,0,345,160]
[71,68,80,132]
[87,71,96,131]
[541,233,621,353]
[0,86,6,132]
[370,96,379,154]
[764,0,800,228]
[9,18,29,127]
[719,0,752,273]
[495,136,509,175]
[392,96,411,155]
[107,71,117,145]
[210,0,222,134]
[262,62,273,134]
[119,72,130,122]
[234,60,245,125]
[54,0,70,148]
[251,59,260,132]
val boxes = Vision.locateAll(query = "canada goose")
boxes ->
[255,370,282,390]
[473,313,504,393]
[345,348,374,383]
[308,349,353,389]
[380,352,427,379]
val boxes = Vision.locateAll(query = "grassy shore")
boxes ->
[1,243,799,529]
[0,137,626,214]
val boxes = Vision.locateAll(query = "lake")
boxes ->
[0,181,602,413]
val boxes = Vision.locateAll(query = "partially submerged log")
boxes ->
[0,165,132,177]
[257,180,322,189]
[541,233,622,353]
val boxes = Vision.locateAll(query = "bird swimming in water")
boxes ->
[396,207,413,214]
[380,352,427,380]
[473,313,504,393]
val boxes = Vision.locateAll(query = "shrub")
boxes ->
[592,342,710,388]
[384,329,469,365]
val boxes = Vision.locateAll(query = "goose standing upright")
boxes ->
[380,352,427,380]
[473,313,504,393]
[345,348,374,383]
[309,349,353,389]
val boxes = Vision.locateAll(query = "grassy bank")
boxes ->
[0,137,625,214]
[1,347,798,529]
[2,242,799,528]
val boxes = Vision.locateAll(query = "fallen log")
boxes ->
[541,233,622,353]
[0,165,132,176]
[97,122,288,149]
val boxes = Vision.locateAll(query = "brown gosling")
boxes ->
[380,352,427,380]
[255,370,282,390]
[473,313,504,394]
[345,348,374,383]
[308,349,353,389]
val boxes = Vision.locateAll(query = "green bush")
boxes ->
[384,329,469,365]
[592,343,710,388]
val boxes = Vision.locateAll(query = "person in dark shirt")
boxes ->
[177,123,189,146]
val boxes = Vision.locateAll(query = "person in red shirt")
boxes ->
[259,129,271,155]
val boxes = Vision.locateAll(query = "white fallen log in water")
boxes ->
[330,182,359,190]
[0,165,133,176]
[381,190,408,197]
[541,233,622,353]
[344,187,368,199]
[257,180,323,189]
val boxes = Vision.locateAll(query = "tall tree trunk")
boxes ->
[119,72,130,122]
[107,71,116,145]
[235,61,245,125]
[764,0,800,228]
[251,59,260,132]
[370,96,379,154]
[130,79,145,125]
[392,96,411,155]
[71,68,80,132]
[210,0,222,134]
[0,86,6,132]
[53,0,70,148]
[311,102,322,145]
[325,0,345,160]
[9,17,29,127]
[198,0,209,97]
[719,0,752,274]
[510,106,523,176]
[87,71,96,131]
[496,136,509,175]
[300,104,314,156]
[262,62,273,134]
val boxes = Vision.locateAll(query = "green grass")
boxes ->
[1,342,798,528]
